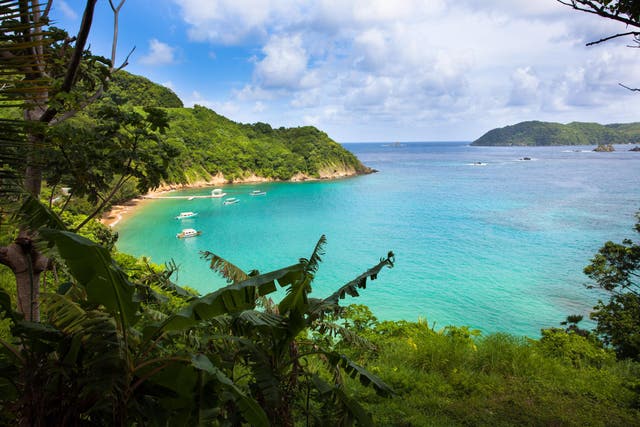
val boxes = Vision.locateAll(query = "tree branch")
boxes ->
[73,175,132,231]
[108,1,127,71]
[40,0,98,124]
[42,0,54,19]
[586,31,640,46]
[619,82,640,91]
[557,1,640,28]
[49,86,105,125]
[48,3,133,126]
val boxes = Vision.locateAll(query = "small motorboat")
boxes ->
[223,197,239,205]
[176,228,202,239]
[175,211,198,219]
[211,188,227,198]
[250,190,267,196]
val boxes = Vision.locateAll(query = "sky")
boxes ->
[52,0,640,142]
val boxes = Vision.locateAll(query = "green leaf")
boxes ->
[322,251,395,305]
[201,251,249,283]
[191,354,269,427]
[0,288,20,323]
[328,352,395,398]
[155,263,304,334]
[39,228,138,329]
[311,375,374,427]
[14,193,67,231]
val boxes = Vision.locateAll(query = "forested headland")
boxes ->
[101,72,372,185]
[472,120,640,146]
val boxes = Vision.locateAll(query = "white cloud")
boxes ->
[254,34,308,89]
[509,67,541,106]
[139,39,177,66]
[170,0,640,140]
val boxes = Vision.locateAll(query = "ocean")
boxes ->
[115,142,640,337]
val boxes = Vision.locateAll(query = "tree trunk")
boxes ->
[0,232,48,322]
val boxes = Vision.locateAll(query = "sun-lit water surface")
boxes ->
[115,142,640,337]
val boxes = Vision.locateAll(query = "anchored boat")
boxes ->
[211,188,227,198]
[223,197,239,205]
[175,211,198,219]
[176,228,202,239]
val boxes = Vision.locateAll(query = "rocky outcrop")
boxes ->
[593,144,615,152]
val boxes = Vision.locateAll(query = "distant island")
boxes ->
[472,120,640,146]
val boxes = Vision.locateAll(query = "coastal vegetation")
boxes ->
[472,120,640,146]
[1,1,639,426]
[62,70,372,188]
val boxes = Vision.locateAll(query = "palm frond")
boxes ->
[39,228,139,329]
[300,234,327,277]
[151,262,304,336]
[311,374,375,427]
[201,250,249,284]
[326,352,394,398]
[14,192,67,230]
[320,251,395,308]
[191,354,269,427]
[311,317,376,351]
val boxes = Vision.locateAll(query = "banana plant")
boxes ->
[199,236,395,426]
[0,195,270,426]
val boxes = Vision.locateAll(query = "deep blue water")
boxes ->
[115,142,640,337]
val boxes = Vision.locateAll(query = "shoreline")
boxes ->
[100,169,374,228]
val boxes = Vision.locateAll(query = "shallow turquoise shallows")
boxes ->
[115,142,640,337]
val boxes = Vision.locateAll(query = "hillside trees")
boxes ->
[584,212,640,360]
[0,1,173,321]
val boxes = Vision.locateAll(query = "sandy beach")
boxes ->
[100,168,371,228]
[100,197,149,228]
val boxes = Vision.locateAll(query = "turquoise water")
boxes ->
[115,142,640,337]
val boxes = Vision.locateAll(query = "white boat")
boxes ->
[211,188,227,198]
[176,228,202,239]
[188,196,195,200]
[175,211,198,219]
[250,190,267,196]
[223,197,239,205]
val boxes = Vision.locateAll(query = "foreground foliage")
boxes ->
[584,212,640,361]
[0,197,395,426]
[343,317,640,426]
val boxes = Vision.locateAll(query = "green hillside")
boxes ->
[101,72,371,184]
[106,72,184,108]
[472,120,640,146]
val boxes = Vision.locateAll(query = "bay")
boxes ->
[115,142,640,337]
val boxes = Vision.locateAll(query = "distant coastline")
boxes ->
[472,120,640,146]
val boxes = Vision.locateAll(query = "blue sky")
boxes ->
[53,1,640,142]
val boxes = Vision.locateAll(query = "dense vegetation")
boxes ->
[349,317,640,426]
[1,70,372,190]
[106,71,184,108]
[472,120,640,146]
[102,72,371,184]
